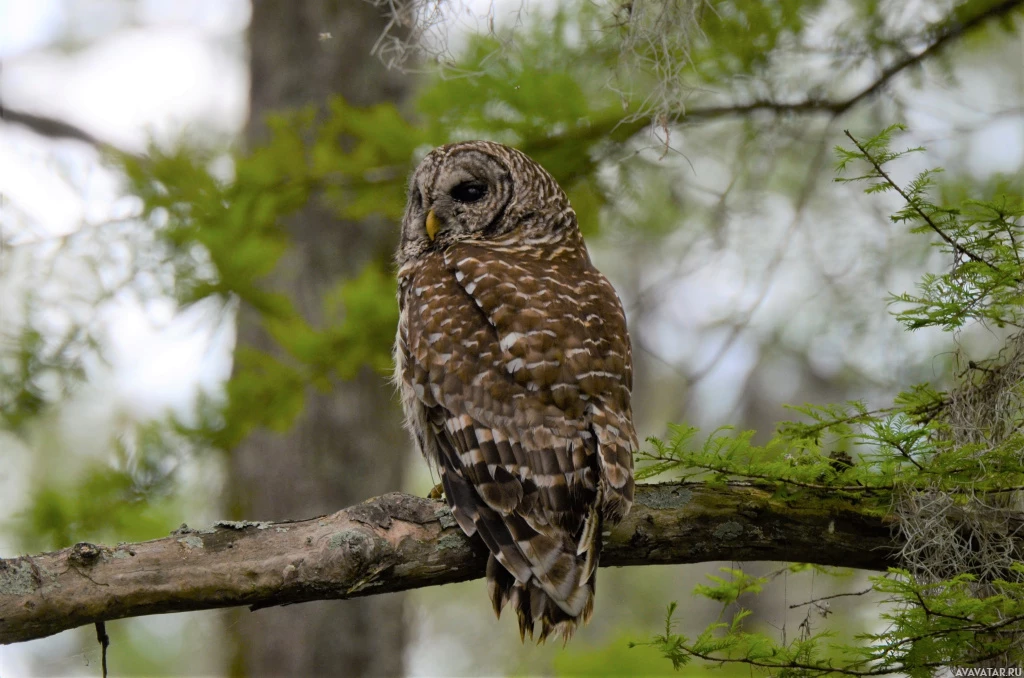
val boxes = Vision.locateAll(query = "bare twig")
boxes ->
[832,0,1024,115]
[95,622,109,678]
[789,585,876,609]
[0,104,104,147]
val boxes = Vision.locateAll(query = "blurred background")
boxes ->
[0,0,1021,675]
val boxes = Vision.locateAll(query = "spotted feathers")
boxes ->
[395,141,636,643]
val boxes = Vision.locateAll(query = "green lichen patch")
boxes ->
[328,530,369,551]
[214,520,272,530]
[635,485,693,509]
[0,559,41,595]
[177,535,204,550]
[434,508,457,529]
[713,521,744,541]
[436,532,468,551]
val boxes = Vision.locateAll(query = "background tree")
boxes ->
[226,3,410,675]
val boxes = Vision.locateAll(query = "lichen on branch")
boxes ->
[0,482,898,645]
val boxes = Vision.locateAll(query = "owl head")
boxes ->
[397,141,576,263]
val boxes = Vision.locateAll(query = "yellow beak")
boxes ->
[426,210,441,241]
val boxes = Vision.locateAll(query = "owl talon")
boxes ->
[427,482,445,500]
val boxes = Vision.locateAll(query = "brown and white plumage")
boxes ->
[394,140,635,642]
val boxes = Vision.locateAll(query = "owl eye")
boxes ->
[450,181,488,203]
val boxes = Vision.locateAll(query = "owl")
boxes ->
[394,140,636,643]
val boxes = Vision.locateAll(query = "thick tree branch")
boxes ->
[0,482,898,645]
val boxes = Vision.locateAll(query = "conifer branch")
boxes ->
[842,129,998,270]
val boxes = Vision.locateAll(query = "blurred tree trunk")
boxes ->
[226,2,411,676]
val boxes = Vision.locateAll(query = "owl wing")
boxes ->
[443,241,636,518]
[397,240,635,642]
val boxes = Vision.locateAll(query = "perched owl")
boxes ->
[394,140,636,643]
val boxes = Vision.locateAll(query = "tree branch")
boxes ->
[525,0,1024,153]
[0,103,105,148]
[0,482,897,645]
[831,0,1024,115]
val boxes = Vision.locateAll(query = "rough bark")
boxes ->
[228,2,412,676]
[0,482,904,645]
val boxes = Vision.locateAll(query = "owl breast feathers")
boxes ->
[394,140,636,643]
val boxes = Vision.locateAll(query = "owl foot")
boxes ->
[427,482,445,500]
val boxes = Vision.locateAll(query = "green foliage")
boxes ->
[864,569,1024,676]
[836,124,1024,332]
[15,464,180,551]
[635,125,1024,673]
[119,97,431,313]
[693,566,787,605]
[0,322,89,433]
[689,0,828,82]
[321,263,401,378]
[634,600,859,676]
[0,328,52,431]
[418,25,614,147]
[111,19,701,448]
[217,263,399,446]
[638,392,1024,497]
[12,422,188,551]
[553,629,681,677]
[637,569,1024,677]
[116,96,431,446]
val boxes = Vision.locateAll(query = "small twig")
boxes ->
[843,129,997,270]
[672,643,927,676]
[792,406,894,438]
[893,440,925,471]
[652,460,890,493]
[789,586,875,609]
[95,622,109,678]
[1005,223,1023,269]
[1,104,103,147]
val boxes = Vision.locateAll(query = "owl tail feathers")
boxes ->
[486,553,596,645]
